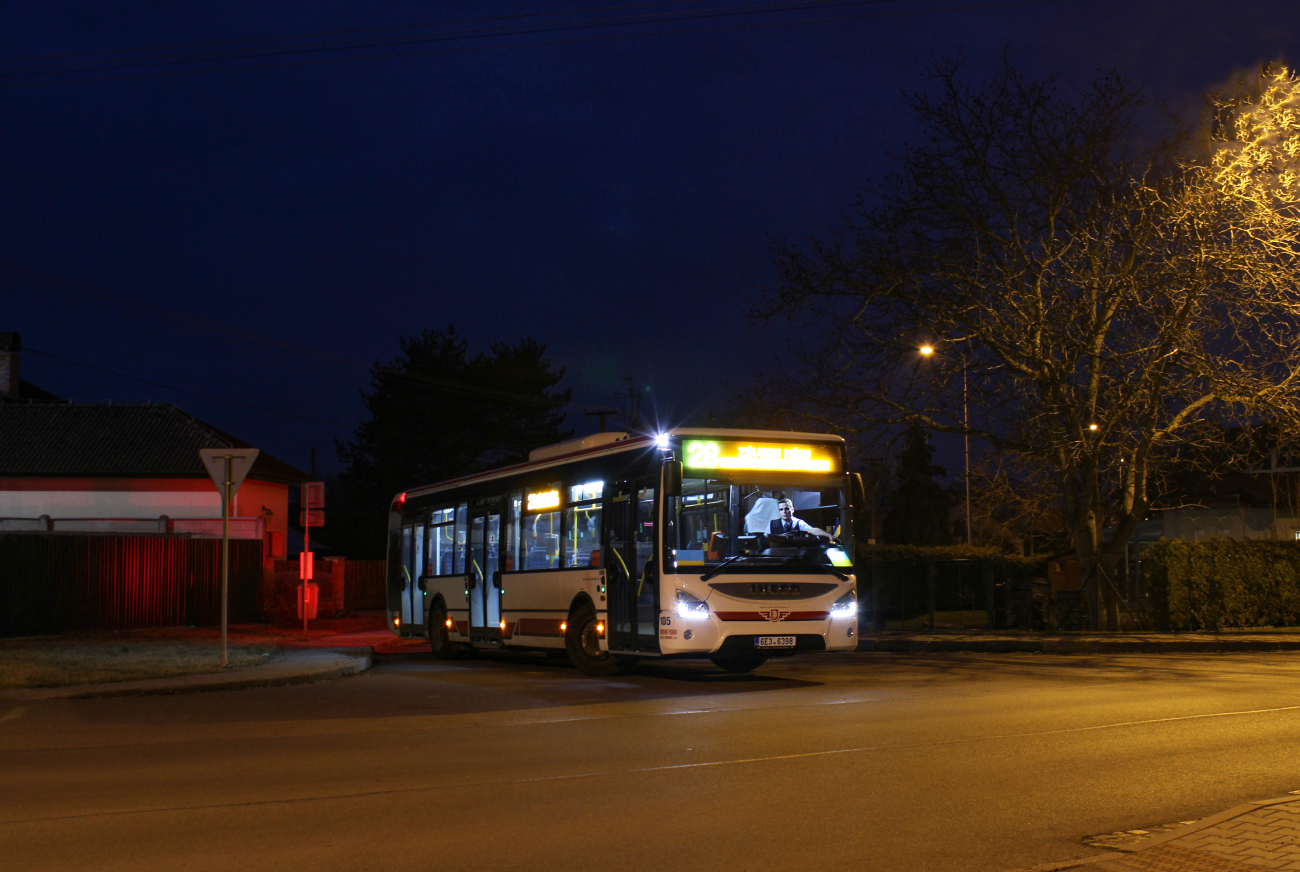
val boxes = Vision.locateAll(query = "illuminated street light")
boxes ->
[918,344,971,545]
[1089,423,1099,431]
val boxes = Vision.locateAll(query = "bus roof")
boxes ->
[395,428,846,504]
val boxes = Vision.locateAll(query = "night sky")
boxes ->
[2,0,1297,477]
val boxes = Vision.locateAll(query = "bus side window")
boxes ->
[634,487,655,580]
[505,492,522,572]
[428,507,455,575]
[527,510,561,569]
[454,502,468,574]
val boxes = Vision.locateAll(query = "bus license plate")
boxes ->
[756,635,796,649]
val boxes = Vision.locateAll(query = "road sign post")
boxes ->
[199,448,260,668]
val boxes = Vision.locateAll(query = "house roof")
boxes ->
[0,379,66,403]
[0,402,309,485]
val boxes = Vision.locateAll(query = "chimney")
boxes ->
[0,332,19,397]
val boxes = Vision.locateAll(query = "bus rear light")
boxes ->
[596,622,604,635]
[393,616,400,627]
[499,621,506,631]
[445,618,452,628]
[560,621,567,632]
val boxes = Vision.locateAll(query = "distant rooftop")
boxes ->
[0,402,309,484]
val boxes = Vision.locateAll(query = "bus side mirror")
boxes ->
[663,460,682,497]
[850,472,866,509]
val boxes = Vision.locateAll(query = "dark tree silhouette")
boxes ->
[330,326,570,556]
[882,423,953,545]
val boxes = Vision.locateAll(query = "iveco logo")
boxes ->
[759,609,791,622]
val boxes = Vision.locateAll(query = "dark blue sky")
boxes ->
[2,0,1296,476]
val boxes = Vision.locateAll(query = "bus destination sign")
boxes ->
[526,489,561,511]
[682,440,839,473]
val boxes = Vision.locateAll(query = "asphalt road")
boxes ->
[3,650,1300,872]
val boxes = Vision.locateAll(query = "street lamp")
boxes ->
[919,344,971,545]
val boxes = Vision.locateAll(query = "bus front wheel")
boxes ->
[428,602,458,660]
[566,601,619,676]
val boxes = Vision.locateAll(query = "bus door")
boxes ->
[605,483,635,651]
[633,485,659,651]
[398,515,424,632]
[468,509,502,640]
[606,482,659,653]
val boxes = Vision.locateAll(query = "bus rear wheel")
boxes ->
[710,654,768,674]
[566,601,619,676]
[428,602,457,660]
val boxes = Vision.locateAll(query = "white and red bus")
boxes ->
[386,429,862,674]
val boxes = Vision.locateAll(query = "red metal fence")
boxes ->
[0,534,263,637]
[346,560,387,610]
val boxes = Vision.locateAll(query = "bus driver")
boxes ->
[769,498,833,541]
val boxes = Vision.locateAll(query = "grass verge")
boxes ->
[0,640,276,689]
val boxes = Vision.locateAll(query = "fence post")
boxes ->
[870,558,879,631]
[927,561,935,631]
[986,564,996,631]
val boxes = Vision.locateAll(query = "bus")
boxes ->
[385,428,864,675]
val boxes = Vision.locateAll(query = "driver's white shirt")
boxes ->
[779,516,817,534]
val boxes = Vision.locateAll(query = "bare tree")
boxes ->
[760,60,1300,629]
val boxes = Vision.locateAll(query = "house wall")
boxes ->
[0,478,219,517]
[1161,507,1277,541]
[0,477,291,559]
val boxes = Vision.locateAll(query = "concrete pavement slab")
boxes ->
[1023,794,1300,872]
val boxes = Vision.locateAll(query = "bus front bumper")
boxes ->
[657,613,857,655]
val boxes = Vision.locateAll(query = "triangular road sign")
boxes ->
[199,447,261,500]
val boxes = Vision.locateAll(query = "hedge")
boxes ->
[1146,539,1300,630]
[856,542,1045,574]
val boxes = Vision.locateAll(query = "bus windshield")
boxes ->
[671,477,853,575]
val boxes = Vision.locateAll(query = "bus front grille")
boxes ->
[707,581,839,600]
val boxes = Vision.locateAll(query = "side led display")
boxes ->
[526,489,561,511]
[683,440,839,473]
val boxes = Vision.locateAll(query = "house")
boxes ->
[0,333,307,564]
[1133,473,1300,545]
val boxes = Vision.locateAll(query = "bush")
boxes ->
[1146,539,1300,630]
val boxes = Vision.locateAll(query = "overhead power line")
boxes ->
[0,0,1069,88]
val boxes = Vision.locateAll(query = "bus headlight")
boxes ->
[675,589,710,620]
[830,593,857,619]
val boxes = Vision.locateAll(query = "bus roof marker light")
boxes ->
[397,492,406,504]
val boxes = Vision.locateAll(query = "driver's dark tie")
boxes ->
[785,520,792,533]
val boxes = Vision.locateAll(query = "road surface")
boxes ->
[3,650,1299,871]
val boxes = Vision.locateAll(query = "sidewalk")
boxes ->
[858,630,1300,654]
[1025,792,1300,872]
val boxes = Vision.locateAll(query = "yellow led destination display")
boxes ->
[525,489,561,511]
[683,440,839,473]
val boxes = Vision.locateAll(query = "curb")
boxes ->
[858,638,1300,654]
[0,647,373,700]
